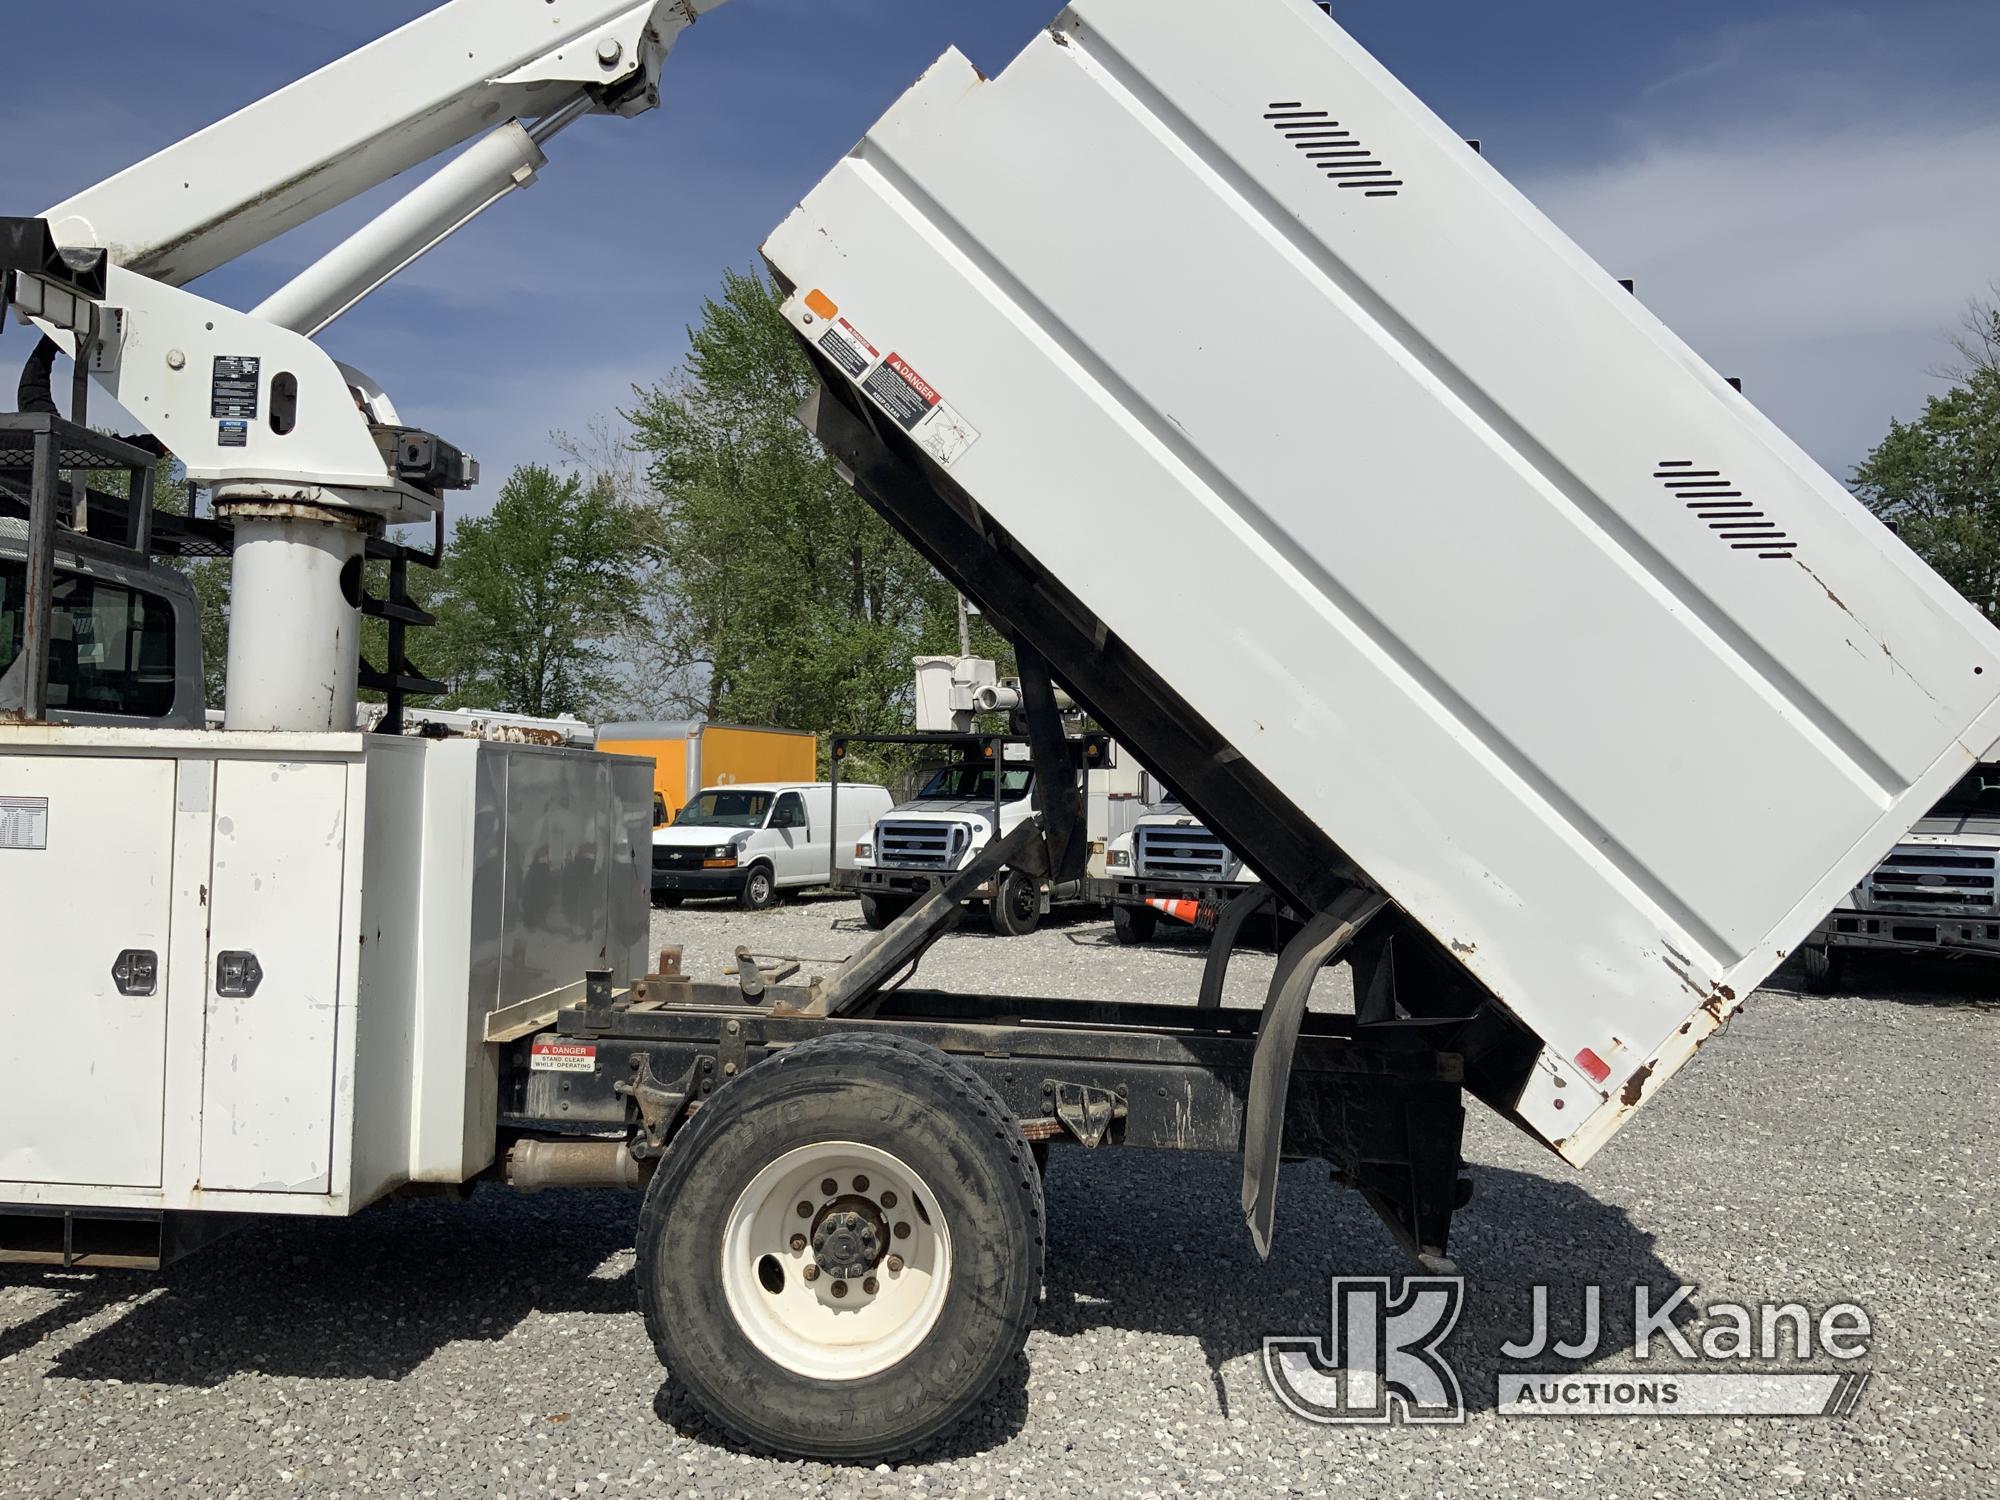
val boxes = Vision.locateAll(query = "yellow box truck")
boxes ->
[596,722,818,826]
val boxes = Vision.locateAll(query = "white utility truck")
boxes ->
[1801,761,2000,989]
[6,0,2000,1467]
[1097,792,1264,945]
[653,779,892,910]
[837,655,1142,933]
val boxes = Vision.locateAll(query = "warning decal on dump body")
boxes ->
[817,317,880,380]
[529,1041,597,1073]
[863,353,940,430]
[856,351,982,467]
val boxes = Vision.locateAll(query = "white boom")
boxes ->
[15,0,730,730]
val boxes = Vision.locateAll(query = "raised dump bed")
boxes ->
[762,0,2000,1164]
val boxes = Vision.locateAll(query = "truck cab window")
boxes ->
[771,792,807,831]
[916,762,1035,803]
[0,562,177,719]
[1929,765,2000,818]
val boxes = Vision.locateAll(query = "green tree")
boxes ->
[624,268,1005,767]
[423,462,647,715]
[1856,296,2000,621]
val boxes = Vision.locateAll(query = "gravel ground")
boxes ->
[3,894,1996,1498]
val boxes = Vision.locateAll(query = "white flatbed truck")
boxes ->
[5,0,1999,1465]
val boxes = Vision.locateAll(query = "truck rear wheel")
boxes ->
[1111,903,1157,945]
[859,892,910,930]
[1800,942,1846,994]
[989,870,1042,937]
[636,1034,1043,1460]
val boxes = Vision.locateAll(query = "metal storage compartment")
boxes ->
[0,728,650,1217]
[762,0,2000,1163]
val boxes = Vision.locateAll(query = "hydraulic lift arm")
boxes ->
[42,0,730,289]
[8,0,732,729]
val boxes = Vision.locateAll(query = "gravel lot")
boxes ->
[4,893,1996,1498]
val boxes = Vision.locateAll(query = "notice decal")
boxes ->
[818,317,881,379]
[0,796,49,851]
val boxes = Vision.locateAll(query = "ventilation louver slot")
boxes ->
[1655,461,1797,561]
[1265,103,1401,197]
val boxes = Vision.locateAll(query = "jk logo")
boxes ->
[1263,1277,1466,1425]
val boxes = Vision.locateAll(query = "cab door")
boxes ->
[766,790,816,885]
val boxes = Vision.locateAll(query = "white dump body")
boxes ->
[763,0,2000,1162]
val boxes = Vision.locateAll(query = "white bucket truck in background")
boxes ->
[1096,777,1267,944]
[837,655,1141,934]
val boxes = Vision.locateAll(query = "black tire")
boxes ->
[1800,942,1846,994]
[651,890,684,909]
[738,863,778,911]
[989,870,1042,937]
[636,1034,1043,1460]
[1110,903,1158,945]
[859,892,911,931]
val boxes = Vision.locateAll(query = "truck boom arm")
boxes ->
[41,0,726,287]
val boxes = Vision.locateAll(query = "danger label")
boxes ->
[817,317,880,379]
[863,353,942,431]
[529,1041,598,1073]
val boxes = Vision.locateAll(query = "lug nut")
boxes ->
[893,1222,911,1239]
[802,1264,819,1283]
[886,1255,903,1274]
[862,1277,879,1295]
[789,1234,807,1253]
[830,1280,848,1299]
[821,1178,838,1197]
[879,1190,898,1209]
[796,1201,813,1219]
[852,1175,870,1193]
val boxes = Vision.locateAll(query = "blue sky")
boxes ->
[6,0,1997,521]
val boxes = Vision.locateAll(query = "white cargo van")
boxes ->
[652,781,892,910]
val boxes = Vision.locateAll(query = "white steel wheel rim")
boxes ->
[720,1140,953,1381]
[749,870,771,901]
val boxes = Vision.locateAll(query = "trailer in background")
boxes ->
[599,720,817,828]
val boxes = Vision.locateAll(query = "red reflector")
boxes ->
[1574,1048,1611,1084]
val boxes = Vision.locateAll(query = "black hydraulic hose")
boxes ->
[16,334,58,415]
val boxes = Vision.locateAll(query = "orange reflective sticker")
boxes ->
[804,289,838,321]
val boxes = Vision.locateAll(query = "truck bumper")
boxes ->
[846,867,993,900]
[1093,876,1259,907]
[1816,909,2000,957]
[651,865,748,897]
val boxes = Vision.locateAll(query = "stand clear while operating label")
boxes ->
[529,1041,597,1073]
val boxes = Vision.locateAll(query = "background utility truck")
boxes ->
[7,0,2000,1467]
[1096,786,1266,945]
[837,655,1142,934]
[1802,761,2000,989]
